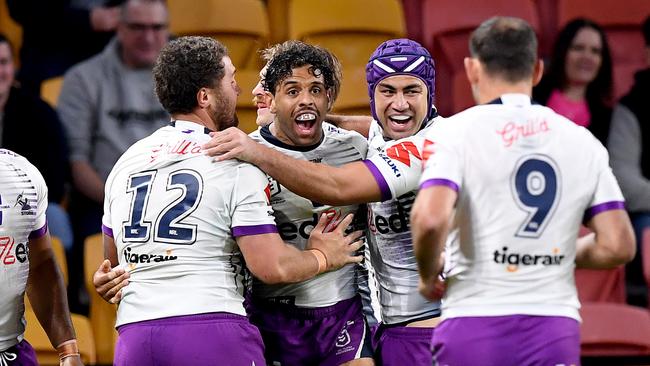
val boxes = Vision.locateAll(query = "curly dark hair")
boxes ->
[263,41,341,102]
[153,36,228,114]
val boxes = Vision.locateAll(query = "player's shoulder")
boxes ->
[0,149,41,175]
[322,122,368,154]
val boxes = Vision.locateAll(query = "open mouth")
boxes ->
[387,114,414,130]
[295,111,318,134]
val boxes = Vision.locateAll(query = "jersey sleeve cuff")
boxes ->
[583,201,625,223]
[362,160,392,201]
[419,178,459,192]
[232,224,278,237]
[29,222,48,239]
[102,224,114,238]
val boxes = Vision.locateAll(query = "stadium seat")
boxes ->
[0,0,21,65]
[579,302,650,357]
[400,0,425,45]
[167,0,269,131]
[289,0,406,116]
[421,0,540,116]
[556,0,650,99]
[84,233,118,365]
[40,77,64,107]
[168,0,268,70]
[24,310,97,365]
[267,0,290,43]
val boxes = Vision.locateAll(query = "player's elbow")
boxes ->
[600,224,636,266]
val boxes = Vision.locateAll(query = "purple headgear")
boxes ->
[366,38,436,122]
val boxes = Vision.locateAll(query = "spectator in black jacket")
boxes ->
[7,0,123,94]
[0,33,73,250]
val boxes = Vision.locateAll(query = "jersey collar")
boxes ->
[170,120,213,135]
[259,124,324,152]
[487,94,537,106]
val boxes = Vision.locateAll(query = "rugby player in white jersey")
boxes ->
[0,149,82,366]
[204,39,443,366]
[410,17,636,366]
[233,40,375,366]
[98,36,364,366]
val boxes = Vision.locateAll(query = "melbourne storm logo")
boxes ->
[14,192,31,211]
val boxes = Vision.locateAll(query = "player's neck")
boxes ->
[172,111,217,132]
[475,77,533,105]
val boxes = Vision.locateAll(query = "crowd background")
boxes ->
[0,0,648,364]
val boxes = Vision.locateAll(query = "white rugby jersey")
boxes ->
[250,123,367,307]
[102,120,278,327]
[362,118,442,324]
[0,149,48,351]
[419,94,625,321]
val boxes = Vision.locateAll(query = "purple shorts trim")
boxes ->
[432,315,580,366]
[250,296,373,366]
[0,340,38,366]
[583,200,625,222]
[232,224,278,237]
[419,178,459,192]
[102,224,113,238]
[363,160,392,202]
[114,312,265,366]
[375,325,435,366]
[28,222,48,239]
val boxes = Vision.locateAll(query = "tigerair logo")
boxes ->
[123,247,177,265]
[493,246,564,272]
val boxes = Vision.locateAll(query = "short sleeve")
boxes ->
[231,164,278,237]
[419,120,463,192]
[363,135,427,201]
[28,164,49,239]
[583,141,626,221]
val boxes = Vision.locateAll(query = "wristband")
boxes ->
[57,339,79,363]
[308,248,328,274]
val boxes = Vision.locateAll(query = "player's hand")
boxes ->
[60,354,83,366]
[418,274,446,301]
[307,213,364,271]
[202,127,260,162]
[93,259,129,304]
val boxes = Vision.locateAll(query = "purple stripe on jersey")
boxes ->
[583,201,625,222]
[419,178,459,192]
[232,224,278,237]
[28,222,48,239]
[102,224,114,238]
[362,160,392,201]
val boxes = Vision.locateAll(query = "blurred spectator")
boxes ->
[57,0,169,312]
[608,15,650,308]
[534,18,613,145]
[7,0,123,95]
[0,33,73,250]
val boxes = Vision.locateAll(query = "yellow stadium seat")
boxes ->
[84,233,118,365]
[40,77,64,107]
[168,0,269,70]
[267,0,290,43]
[289,0,405,117]
[24,310,96,365]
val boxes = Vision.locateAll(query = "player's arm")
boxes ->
[203,127,382,205]
[576,209,635,269]
[26,232,84,366]
[326,114,373,137]
[411,185,457,300]
[92,233,129,304]
[238,214,364,284]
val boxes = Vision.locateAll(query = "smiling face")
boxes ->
[252,64,274,126]
[564,26,603,87]
[373,75,428,140]
[270,65,328,146]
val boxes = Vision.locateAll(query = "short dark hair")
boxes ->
[470,16,538,82]
[153,36,228,115]
[263,41,341,102]
[643,15,650,46]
